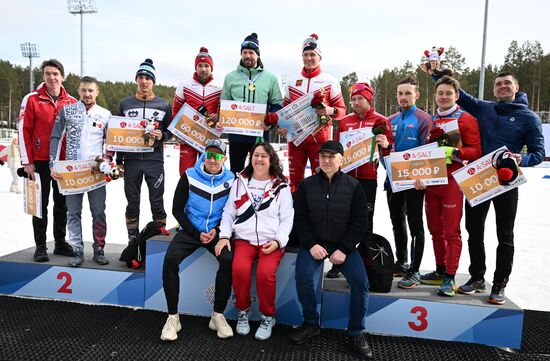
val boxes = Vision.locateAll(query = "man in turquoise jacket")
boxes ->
[221,32,283,173]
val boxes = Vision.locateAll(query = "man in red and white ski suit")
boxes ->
[173,47,222,175]
[281,34,346,190]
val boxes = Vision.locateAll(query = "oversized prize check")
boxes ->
[168,104,222,153]
[218,100,267,137]
[53,160,107,195]
[390,143,448,189]
[276,92,319,146]
[106,116,154,152]
[23,172,42,218]
[339,128,378,173]
[452,146,527,207]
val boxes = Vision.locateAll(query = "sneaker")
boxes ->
[93,249,109,265]
[347,333,373,359]
[68,249,84,268]
[236,310,250,336]
[53,242,75,257]
[393,262,409,277]
[458,278,486,295]
[326,265,341,279]
[10,184,21,193]
[289,322,320,345]
[438,277,457,297]
[488,285,506,305]
[160,314,181,341]
[33,245,49,262]
[209,312,234,339]
[420,271,445,285]
[398,271,421,289]
[255,315,275,341]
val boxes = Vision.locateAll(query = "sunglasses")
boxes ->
[241,41,259,51]
[205,151,225,161]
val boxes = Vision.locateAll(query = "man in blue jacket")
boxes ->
[161,139,235,341]
[386,76,432,289]
[439,72,545,304]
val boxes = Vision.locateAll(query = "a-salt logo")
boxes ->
[120,121,127,128]
[128,110,138,117]
[193,115,199,121]
[403,153,411,160]
[467,167,476,175]
[66,165,73,172]
[231,104,237,110]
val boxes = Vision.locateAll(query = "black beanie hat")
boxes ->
[135,58,156,84]
[241,33,260,56]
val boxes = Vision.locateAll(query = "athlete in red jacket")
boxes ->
[280,34,346,190]
[172,47,222,175]
[18,59,77,262]
[418,76,482,297]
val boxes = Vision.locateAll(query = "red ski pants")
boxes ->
[179,143,198,176]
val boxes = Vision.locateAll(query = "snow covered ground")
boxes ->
[1,144,549,311]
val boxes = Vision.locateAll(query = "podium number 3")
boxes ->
[57,272,73,294]
[408,306,428,331]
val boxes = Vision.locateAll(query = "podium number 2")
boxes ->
[57,272,73,294]
[408,306,428,331]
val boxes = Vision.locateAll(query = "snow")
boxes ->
[0,144,549,311]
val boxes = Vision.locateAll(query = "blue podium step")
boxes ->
[321,274,523,349]
[0,241,145,307]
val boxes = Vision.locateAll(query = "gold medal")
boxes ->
[249,83,255,91]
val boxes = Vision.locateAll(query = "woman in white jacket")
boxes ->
[216,142,294,341]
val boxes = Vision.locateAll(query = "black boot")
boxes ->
[348,333,373,359]
[33,245,49,262]
[54,241,75,257]
[289,323,320,345]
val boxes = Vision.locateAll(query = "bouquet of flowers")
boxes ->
[429,127,449,147]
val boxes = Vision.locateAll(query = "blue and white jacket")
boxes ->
[172,153,234,238]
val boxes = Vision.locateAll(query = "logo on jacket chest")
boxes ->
[295,80,303,87]
[128,110,139,117]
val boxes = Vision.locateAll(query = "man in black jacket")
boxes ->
[290,141,373,359]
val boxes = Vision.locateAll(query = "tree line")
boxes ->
[1,40,549,129]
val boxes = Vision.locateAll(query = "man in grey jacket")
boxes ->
[50,76,112,267]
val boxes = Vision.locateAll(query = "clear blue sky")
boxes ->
[1,0,548,86]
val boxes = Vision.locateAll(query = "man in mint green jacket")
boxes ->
[221,32,283,173]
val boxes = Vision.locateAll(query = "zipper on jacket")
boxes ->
[206,174,215,232]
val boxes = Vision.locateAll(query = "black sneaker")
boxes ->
[54,241,75,257]
[393,262,409,277]
[458,278,486,295]
[488,285,506,305]
[93,249,109,265]
[326,265,341,279]
[347,333,373,359]
[33,245,49,262]
[289,323,320,345]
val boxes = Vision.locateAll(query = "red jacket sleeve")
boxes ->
[457,112,482,161]
[19,96,35,164]
[172,93,185,118]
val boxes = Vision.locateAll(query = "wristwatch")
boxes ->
[452,148,460,157]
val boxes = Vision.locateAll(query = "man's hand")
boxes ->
[511,153,522,166]
[310,244,329,260]
[375,134,389,149]
[261,240,279,255]
[315,106,335,117]
[215,238,231,257]
[151,129,162,140]
[24,164,35,181]
[413,179,426,190]
[277,127,288,138]
[329,249,347,265]
[200,229,217,244]
[50,168,63,181]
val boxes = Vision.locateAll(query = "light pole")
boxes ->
[67,0,97,76]
[20,42,40,93]
[478,0,489,100]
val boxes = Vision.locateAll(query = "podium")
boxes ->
[321,275,523,349]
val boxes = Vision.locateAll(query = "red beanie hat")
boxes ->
[350,82,374,104]
[195,47,214,70]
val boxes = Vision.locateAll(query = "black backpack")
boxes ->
[119,221,164,269]
[358,233,394,293]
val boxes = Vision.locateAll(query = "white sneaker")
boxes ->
[160,314,181,341]
[255,315,275,341]
[208,312,234,338]
[236,310,250,335]
[10,184,21,194]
